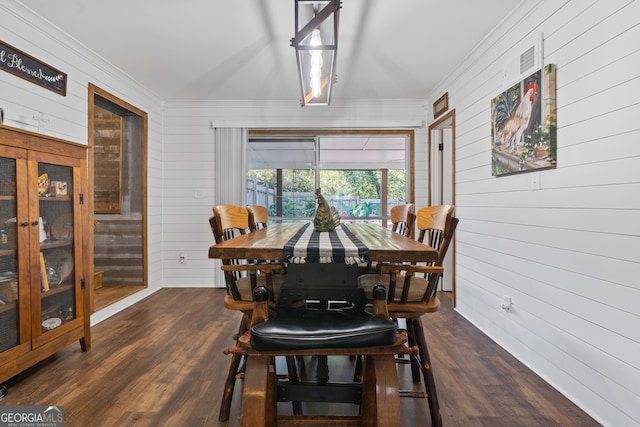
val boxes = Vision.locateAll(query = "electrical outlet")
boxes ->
[501,296,512,312]
[531,172,541,190]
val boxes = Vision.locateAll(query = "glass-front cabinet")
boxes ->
[30,155,84,348]
[0,125,89,388]
[0,150,23,356]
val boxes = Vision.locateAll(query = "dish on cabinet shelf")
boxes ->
[42,317,62,331]
[51,213,73,240]
[44,248,74,286]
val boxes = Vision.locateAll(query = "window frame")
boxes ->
[247,129,415,225]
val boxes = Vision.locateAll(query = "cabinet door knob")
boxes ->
[31,220,39,226]
[21,221,29,227]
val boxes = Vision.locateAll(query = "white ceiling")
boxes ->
[19,0,522,104]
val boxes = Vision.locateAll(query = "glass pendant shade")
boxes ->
[291,0,341,106]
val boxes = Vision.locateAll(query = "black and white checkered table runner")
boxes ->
[283,223,369,264]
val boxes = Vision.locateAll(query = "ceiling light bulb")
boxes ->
[310,51,323,69]
[310,67,322,80]
[311,83,322,98]
[310,29,321,46]
[309,29,323,99]
[310,69,322,98]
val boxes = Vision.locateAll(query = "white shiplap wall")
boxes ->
[161,100,427,288]
[0,2,165,324]
[426,1,640,426]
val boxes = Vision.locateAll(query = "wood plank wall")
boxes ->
[426,1,640,426]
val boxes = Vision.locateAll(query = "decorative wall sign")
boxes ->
[433,92,448,118]
[0,40,67,96]
[490,64,556,176]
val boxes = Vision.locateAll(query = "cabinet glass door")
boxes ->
[38,163,76,334]
[0,157,20,352]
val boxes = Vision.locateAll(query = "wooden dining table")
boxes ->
[208,222,438,264]
[208,222,439,427]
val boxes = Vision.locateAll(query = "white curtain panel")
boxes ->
[212,127,247,287]
[214,128,247,206]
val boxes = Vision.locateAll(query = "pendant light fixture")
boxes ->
[291,0,341,106]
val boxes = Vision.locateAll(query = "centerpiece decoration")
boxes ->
[313,188,340,232]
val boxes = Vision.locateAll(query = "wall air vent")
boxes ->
[501,33,543,85]
[520,45,536,74]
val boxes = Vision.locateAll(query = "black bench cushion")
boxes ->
[250,306,397,351]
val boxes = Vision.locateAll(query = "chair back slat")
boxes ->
[415,205,454,263]
[214,205,250,236]
[405,211,416,239]
[390,203,415,237]
[247,205,269,231]
[416,205,451,233]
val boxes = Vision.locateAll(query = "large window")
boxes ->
[246,133,411,227]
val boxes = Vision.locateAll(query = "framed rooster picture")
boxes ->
[491,64,557,176]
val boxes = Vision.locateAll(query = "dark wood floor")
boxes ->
[1,288,600,426]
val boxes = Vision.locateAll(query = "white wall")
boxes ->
[426,1,640,425]
[161,100,428,287]
[0,1,165,324]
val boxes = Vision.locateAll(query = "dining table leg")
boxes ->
[360,354,402,427]
[240,355,276,427]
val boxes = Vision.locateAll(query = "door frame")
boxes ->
[428,109,456,306]
[87,84,148,312]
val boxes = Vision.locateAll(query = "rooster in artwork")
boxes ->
[493,80,539,153]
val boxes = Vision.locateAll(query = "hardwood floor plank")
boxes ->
[1,288,600,426]
[422,293,600,427]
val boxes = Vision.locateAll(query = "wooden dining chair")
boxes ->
[235,282,407,427]
[359,203,415,274]
[390,202,415,238]
[358,204,457,427]
[210,205,286,421]
[246,204,278,264]
[247,204,269,231]
[212,205,287,301]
